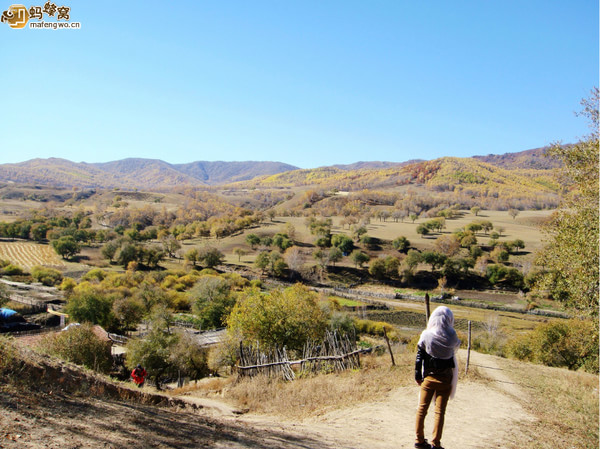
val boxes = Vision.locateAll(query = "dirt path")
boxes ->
[1,348,535,449]
[180,351,535,449]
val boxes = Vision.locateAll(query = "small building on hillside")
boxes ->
[0,307,41,332]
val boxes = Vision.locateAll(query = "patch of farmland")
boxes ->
[0,241,66,269]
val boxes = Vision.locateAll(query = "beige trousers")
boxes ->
[415,374,452,447]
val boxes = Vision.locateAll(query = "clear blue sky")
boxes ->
[1,1,597,168]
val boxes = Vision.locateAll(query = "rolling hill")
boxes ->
[0,148,562,196]
[0,158,298,189]
[473,146,562,170]
[238,155,560,193]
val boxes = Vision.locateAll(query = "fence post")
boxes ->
[466,320,472,375]
[383,327,396,367]
[424,293,430,324]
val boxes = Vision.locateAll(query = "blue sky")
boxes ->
[0,1,597,168]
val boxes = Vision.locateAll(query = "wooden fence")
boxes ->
[237,331,372,381]
[7,326,60,337]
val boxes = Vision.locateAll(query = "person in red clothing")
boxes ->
[131,364,147,388]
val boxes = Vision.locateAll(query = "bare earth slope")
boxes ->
[0,346,532,449]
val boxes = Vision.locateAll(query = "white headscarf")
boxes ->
[418,306,461,398]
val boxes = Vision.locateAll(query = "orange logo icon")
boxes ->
[1,4,29,28]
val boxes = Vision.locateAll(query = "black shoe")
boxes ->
[432,446,445,449]
[415,441,432,449]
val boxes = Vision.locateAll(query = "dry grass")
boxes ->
[501,358,599,449]
[178,346,485,420]
[172,376,232,396]
[225,351,414,418]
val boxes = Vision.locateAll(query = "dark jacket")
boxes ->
[415,344,455,382]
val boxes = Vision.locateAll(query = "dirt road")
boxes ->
[181,351,535,449]
[1,351,534,449]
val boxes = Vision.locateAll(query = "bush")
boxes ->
[227,284,329,352]
[58,277,77,293]
[507,319,598,372]
[353,318,398,341]
[65,289,116,330]
[37,323,113,373]
[31,266,63,286]
[1,263,24,276]
[82,268,107,282]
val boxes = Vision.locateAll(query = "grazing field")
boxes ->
[0,241,66,269]
[188,209,552,271]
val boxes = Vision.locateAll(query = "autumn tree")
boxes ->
[198,247,225,268]
[403,250,423,273]
[272,233,293,251]
[245,233,260,249]
[161,235,181,258]
[65,288,116,330]
[254,251,270,274]
[331,233,354,254]
[392,236,410,253]
[227,284,329,352]
[351,250,370,268]
[101,240,119,263]
[434,234,460,257]
[233,247,248,262]
[416,224,430,238]
[51,236,81,260]
[189,276,235,329]
[184,248,201,267]
[421,251,447,272]
[536,88,599,315]
[327,246,343,267]
[368,258,387,279]
[284,246,304,277]
[112,296,145,331]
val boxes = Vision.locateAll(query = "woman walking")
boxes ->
[414,306,461,449]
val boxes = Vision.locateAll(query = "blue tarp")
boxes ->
[0,308,18,320]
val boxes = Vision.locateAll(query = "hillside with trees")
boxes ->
[0,95,596,449]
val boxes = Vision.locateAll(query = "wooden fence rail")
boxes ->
[237,347,373,371]
[237,330,368,380]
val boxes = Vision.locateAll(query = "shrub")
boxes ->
[31,266,63,286]
[1,263,24,276]
[58,277,77,293]
[354,318,398,341]
[37,323,113,373]
[82,268,107,282]
[507,319,598,373]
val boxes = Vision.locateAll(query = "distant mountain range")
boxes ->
[473,147,562,170]
[0,158,299,189]
[0,147,559,190]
